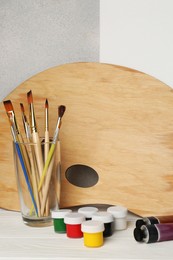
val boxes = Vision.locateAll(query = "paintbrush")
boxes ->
[27,90,44,187]
[20,103,41,216]
[4,100,19,132]
[3,100,38,216]
[4,100,23,142]
[4,100,32,182]
[38,105,66,204]
[27,90,45,217]
[20,103,31,139]
[44,99,49,162]
[18,103,34,185]
[40,105,66,215]
[44,99,50,215]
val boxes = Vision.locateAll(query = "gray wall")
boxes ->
[0,0,99,101]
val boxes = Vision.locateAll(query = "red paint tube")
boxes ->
[134,223,173,243]
[136,215,173,228]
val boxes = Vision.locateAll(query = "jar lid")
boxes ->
[64,212,85,224]
[107,206,127,218]
[51,209,72,219]
[92,212,114,223]
[78,206,98,218]
[81,220,104,233]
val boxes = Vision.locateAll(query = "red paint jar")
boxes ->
[64,212,85,238]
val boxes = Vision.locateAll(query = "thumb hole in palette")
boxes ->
[65,164,99,188]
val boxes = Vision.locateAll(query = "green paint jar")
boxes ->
[51,209,72,233]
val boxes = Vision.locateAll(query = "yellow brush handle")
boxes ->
[40,153,55,215]
[28,143,41,217]
[38,143,55,191]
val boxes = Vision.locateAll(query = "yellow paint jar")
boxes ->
[81,220,104,247]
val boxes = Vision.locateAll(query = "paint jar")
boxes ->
[136,215,173,228]
[92,212,114,237]
[13,138,61,227]
[78,206,99,220]
[51,209,72,233]
[81,220,105,247]
[107,205,128,230]
[64,212,85,238]
[134,223,173,243]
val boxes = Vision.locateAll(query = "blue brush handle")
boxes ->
[15,142,38,216]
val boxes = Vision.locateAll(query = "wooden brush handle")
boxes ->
[44,131,49,160]
[27,143,41,217]
[32,131,44,202]
[32,132,44,179]
[44,130,50,216]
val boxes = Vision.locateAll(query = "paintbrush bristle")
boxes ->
[45,99,49,109]
[20,103,25,112]
[3,100,14,113]
[27,90,33,104]
[58,105,66,118]
[4,100,19,133]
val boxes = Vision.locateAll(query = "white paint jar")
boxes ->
[78,206,98,220]
[107,205,127,230]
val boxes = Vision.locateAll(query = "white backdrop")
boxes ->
[100,0,173,88]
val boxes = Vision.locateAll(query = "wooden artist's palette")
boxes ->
[1,62,173,216]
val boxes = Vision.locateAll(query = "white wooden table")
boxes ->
[0,208,173,259]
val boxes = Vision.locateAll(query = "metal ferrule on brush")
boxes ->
[52,117,61,144]
[8,113,18,142]
[25,121,31,139]
[11,124,17,142]
[30,103,37,133]
[8,111,19,135]
[21,113,29,138]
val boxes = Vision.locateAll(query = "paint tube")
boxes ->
[134,223,173,243]
[136,215,173,228]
